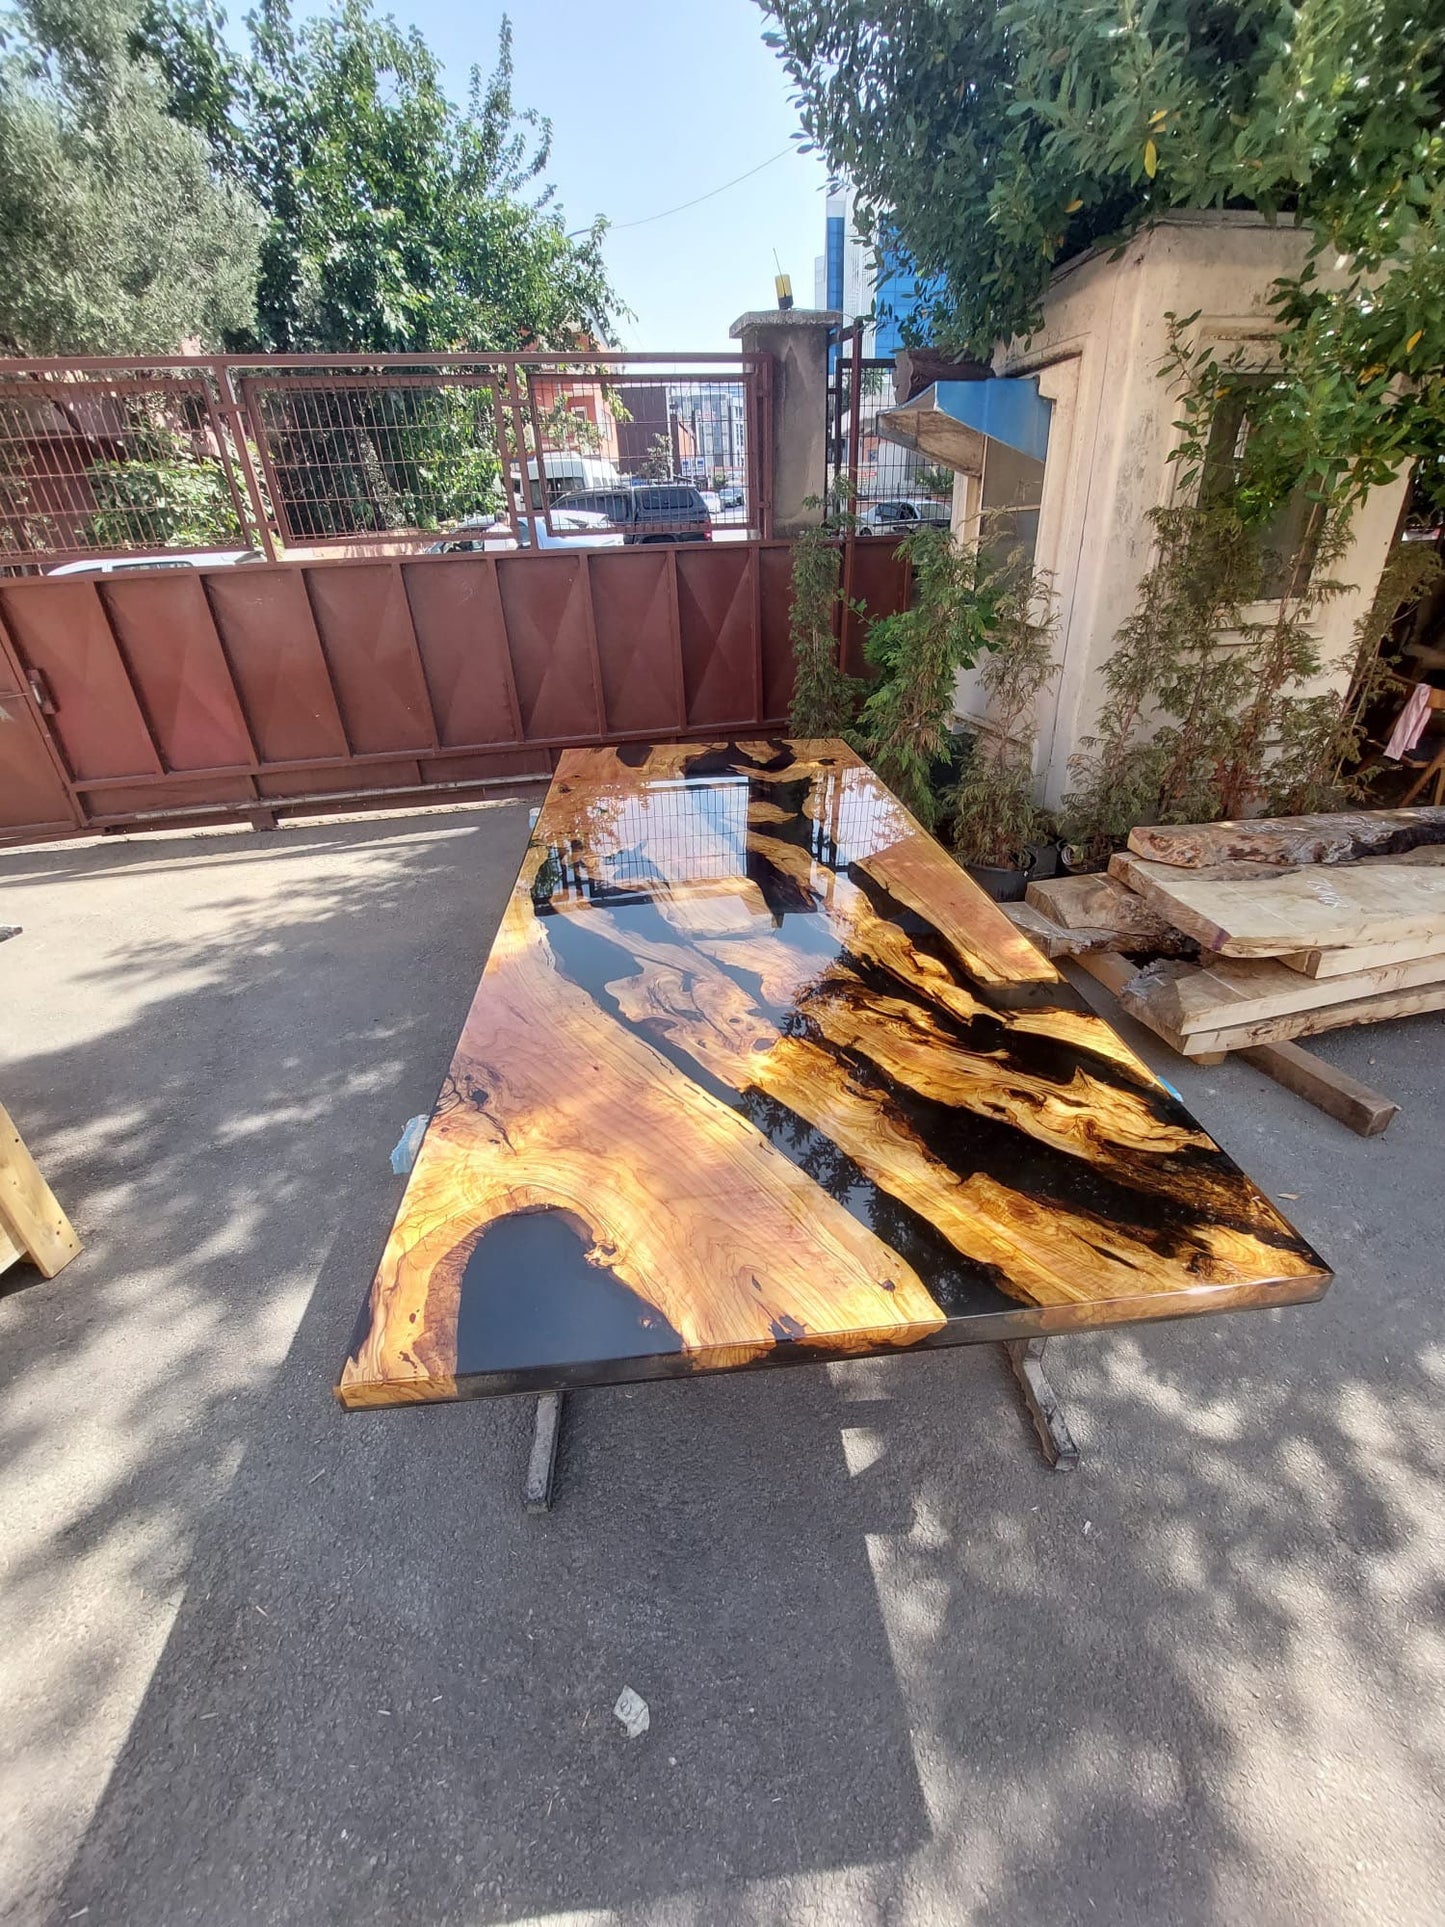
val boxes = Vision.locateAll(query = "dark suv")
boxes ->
[551,483,712,544]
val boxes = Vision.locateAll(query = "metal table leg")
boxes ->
[1005,1338,1080,1472]
[524,1390,564,1513]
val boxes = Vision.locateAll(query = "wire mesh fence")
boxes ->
[0,354,765,570]
[826,328,952,534]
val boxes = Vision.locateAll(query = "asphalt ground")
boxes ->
[1,804,1440,1925]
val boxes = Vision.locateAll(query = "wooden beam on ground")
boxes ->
[1127,806,1445,869]
[0,1098,81,1280]
[1235,1042,1399,1138]
[1113,855,1445,958]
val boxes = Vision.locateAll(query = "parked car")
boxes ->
[856,498,951,536]
[427,510,622,553]
[550,483,712,544]
[698,489,724,519]
[717,484,745,511]
[47,549,266,575]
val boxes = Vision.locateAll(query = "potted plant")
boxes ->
[949,557,1058,899]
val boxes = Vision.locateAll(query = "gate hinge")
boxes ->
[26,667,56,714]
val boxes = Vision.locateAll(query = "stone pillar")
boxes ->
[730,309,843,536]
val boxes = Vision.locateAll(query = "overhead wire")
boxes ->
[605,148,795,232]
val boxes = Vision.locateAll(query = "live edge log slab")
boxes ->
[1128,806,1445,869]
[336,740,1329,1410]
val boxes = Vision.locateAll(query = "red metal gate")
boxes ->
[0,540,909,843]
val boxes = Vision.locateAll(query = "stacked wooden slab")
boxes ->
[1083,806,1445,1060]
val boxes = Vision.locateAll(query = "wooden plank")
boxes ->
[1027,871,1181,941]
[1072,952,1226,1062]
[1004,902,1140,959]
[1123,951,1445,1036]
[1081,958,1400,1130]
[1280,936,1445,978]
[1111,845,1445,897]
[1073,951,1142,998]
[1116,856,1445,958]
[0,1217,24,1274]
[1167,979,1445,1055]
[1235,1042,1399,1138]
[0,1099,80,1279]
[1127,806,1445,869]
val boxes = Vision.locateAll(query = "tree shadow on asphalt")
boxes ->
[1,817,1441,1926]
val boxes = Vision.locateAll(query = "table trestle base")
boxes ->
[524,1390,564,1513]
[1005,1338,1080,1471]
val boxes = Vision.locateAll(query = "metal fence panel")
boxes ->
[0,352,769,568]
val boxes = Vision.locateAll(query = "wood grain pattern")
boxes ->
[1117,855,1445,957]
[1279,936,1445,979]
[1127,806,1445,868]
[1124,951,1445,1035]
[337,740,1330,1409]
[0,1097,81,1280]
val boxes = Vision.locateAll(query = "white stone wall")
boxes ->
[954,213,1410,809]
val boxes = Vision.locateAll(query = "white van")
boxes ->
[512,454,622,511]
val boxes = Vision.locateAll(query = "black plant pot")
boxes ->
[1026,840,1061,881]
[963,850,1036,902]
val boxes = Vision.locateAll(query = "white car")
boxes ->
[47,549,266,575]
[428,510,623,553]
[856,498,951,536]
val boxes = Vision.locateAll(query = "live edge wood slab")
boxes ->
[336,740,1330,1411]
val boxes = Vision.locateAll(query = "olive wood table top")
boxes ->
[336,739,1330,1409]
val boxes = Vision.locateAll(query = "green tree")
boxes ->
[0,0,259,351]
[762,0,1445,509]
[140,0,621,354]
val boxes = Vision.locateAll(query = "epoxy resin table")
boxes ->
[337,740,1329,1482]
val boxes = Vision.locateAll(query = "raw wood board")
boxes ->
[1072,957,1400,1135]
[1127,806,1445,868]
[1116,971,1445,1055]
[1026,872,1178,939]
[1006,898,1193,959]
[1116,856,1445,957]
[1280,935,1445,979]
[1184,981,1445,1054]
[1004,902,1119,959]
[1124,951,1445,1036]
[0,1098,81,1279]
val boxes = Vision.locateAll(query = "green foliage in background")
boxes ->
[762,0,1445,510]
[139,0,621,354]
[855,524,1004,826]
[786,511,863,737]
[947,554,1058,868]
[88,450,243,549]
[0,0,259,351]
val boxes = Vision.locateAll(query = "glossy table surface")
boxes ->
[336,739,1330,1409]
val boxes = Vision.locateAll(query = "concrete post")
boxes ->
[730,309,843,536]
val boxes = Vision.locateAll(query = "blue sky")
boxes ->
[279,0,834,351]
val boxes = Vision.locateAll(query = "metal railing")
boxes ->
[825,322,950,524]
[0,351,770,569]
